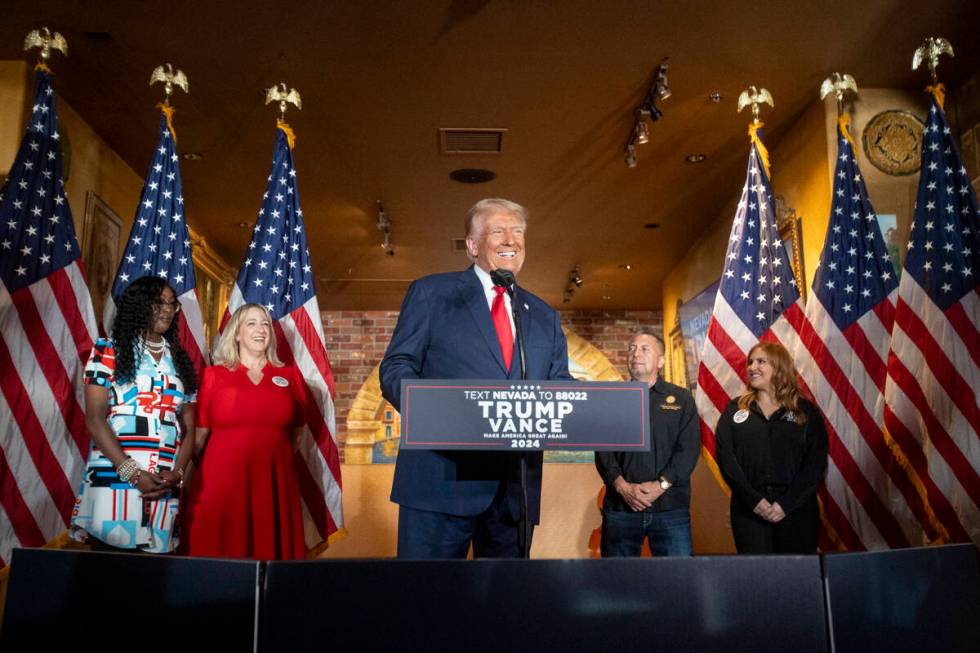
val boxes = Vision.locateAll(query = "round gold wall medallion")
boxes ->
[862,110,924,176]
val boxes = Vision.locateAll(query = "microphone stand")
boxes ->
[492,269,531,559]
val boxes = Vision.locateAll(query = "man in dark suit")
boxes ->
[381,198,570,559]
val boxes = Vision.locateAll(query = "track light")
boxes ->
[625,57,671,167]
[624,142,638,168]
[655,62,671,100]
[377,199,394,256]
[634,112,650,145]
[563,265,584,303]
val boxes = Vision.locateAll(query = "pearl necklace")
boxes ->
[143,337,167,354]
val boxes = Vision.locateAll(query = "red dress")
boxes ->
[183,363,307,560]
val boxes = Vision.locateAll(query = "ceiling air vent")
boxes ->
[440,128,507,154]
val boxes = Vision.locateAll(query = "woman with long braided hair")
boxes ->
[71,276,198,553]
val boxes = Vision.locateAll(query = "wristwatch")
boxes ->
[659,476,672,491]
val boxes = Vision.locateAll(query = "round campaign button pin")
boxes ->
[733,409,749,424]
[666,395,676,404]
[272,376,289,387]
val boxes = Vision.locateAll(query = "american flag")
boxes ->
[695,126,807,495]
[883,93,979,546]
[226,122,343,547]
[106,106,207,374]
[794,116,931,550]
[0,70,98,565]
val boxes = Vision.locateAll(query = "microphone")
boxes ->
[489,268,517,296]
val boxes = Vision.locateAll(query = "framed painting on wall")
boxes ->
[81,192,123,332]
[775,196,806,302]
[677,280,720,393]
[188,225,235,352]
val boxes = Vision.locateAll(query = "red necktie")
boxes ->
[491,286,514,372]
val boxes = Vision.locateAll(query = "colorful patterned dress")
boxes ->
[70,338,194,553]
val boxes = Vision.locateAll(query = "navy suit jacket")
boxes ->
[380,266,571,522]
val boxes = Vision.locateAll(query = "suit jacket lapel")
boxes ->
[509,288,533,379]
[460,267,509,374]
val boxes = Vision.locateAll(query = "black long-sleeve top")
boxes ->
[595,378,700,512]
[714,397,828,514]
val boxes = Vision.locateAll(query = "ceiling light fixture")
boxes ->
[377,199,394,256]
[182,152,203,161]
[685,153,707,163]
[709,92,722,103]
[624,58,671,168]
[449,168,496,184]
[618,263,633,271]
[624,143,638,168]
[563,265,584,303]
[634,110,650,145]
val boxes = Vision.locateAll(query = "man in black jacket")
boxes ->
[595,329,700,556]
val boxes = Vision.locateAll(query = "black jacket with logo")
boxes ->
[595,377,700,513]
[714,397,828,514]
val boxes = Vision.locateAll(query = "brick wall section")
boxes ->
[558,310,663,378]
[322,308,663,462]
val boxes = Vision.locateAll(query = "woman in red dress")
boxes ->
[183,303,307,559]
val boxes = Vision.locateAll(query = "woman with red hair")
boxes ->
[714,341,828,553]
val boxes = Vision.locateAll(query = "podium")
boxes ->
[399,378,651,557]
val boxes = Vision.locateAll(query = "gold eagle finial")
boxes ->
[24,27,68,66]
[265,83,302,120]
[819,73,858,116]
[912,37,954,83]
[150,64,189,102]
[737,86,774,124]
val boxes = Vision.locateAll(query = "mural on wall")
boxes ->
[344,327,626,464]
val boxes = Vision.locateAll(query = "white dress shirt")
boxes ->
[473,264,515,339]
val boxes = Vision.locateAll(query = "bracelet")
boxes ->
[116,457,140,482]
[129,469,142,489]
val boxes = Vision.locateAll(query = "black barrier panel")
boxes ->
[823,544,980,653]
[261,557,827,653]
[0,549,259,650]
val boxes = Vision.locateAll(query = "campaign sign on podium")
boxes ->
[399,380,649,452]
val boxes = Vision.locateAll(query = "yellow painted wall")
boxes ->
[660,193,740,554]
[773,99,833,294]
[320,463,608,559]
[775,90,925,295]
[0,60,144,256]
[0,61,30,177]
[58,99,144,247]
[834,89,928,266]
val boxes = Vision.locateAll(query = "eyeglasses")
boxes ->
[154,299,182,314]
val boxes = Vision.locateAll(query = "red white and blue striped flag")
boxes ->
[794,116,932,550]
[883,91,979,546]
[225,122,343,548]
[694,125,810,498]
[105,105,207,375]
[0,70,98,565]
